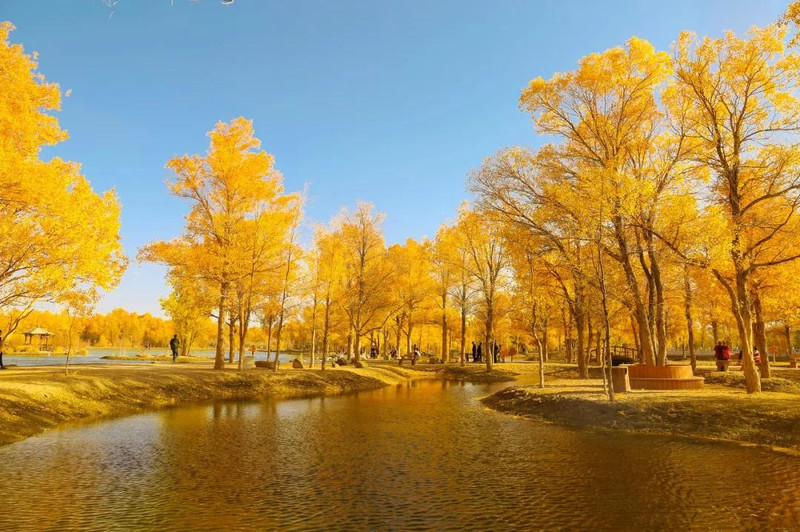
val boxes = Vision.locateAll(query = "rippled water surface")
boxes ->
[2,379,800,531]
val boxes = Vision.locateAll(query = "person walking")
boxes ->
[477,342,482,362]
[169,334,181,363]
[471,342,477,363]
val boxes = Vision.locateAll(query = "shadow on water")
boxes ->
[1,379,799,531]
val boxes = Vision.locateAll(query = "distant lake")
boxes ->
[1,348,300,367]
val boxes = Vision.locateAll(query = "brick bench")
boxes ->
[628,377,705,390]
[627,364,704,391]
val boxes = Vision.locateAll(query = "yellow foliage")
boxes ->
[0,22,126,338]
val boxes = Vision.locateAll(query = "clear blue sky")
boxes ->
[1,0,788,316]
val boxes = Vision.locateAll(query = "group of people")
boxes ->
[714,340,761,371]
[469,341,502,363]
[386,345,420,361]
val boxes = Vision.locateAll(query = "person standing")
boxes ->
[714,341,725,371]
[471,342,477,363]
[477,342,482,362]
[169,334,181,363]
[412,344,420,365]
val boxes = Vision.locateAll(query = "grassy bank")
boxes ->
[481,364,800,452]
[437,364,520,382]
[0,362,430,446]
[100,353,206,363]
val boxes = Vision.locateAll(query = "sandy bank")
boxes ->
[0,362,430,446]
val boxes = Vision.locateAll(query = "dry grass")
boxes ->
[0,362,430,446]
[482,367,800,451]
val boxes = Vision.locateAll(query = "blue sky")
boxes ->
[1,0,788,315]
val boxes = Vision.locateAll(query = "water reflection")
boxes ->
[0,379,799,531]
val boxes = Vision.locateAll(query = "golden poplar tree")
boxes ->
[0,22,126,348]
[140,118,300,370]
[669,26,800,392]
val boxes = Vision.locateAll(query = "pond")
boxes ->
[1,379,799,531]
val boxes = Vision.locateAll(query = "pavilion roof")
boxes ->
[23,327,52,336]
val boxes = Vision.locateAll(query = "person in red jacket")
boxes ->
[714,341,727,371]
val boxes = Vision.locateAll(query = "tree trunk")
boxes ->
[651,254,667,366]
[595,327,601,366]
[715,268,760,392]
[237,307,249,371]
[266,320,273,364]
[752,287,770,379]
[684,266,696,373]
[354,329,362,362]
[575,309,587,379]
[273,313,285,371]
[598,234,614,402]
[441,289,448,363]
[735,272,760,392]
[630,312,642,363]
[180,333,189,357]
[394,315,403,358]
[405,315,415,357]
[537,338,545,389]
[586,311,593,368]
[485,299,494,372]
[321,291,331,371]
[460,303,467,367]
[785,324,792,361]
[309,294,318,369]
[228,311,236,364]
[563,308,572,364]
[614,217,656,365]
[214,282,227,370]
[348,328,354,360]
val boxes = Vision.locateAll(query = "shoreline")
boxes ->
[481,372,800,452]
[0,362,432,447]
[6,359,800,454]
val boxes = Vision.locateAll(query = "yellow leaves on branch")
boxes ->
[139,117,302,368]
[520,36,670,155]
[0,21,126,320]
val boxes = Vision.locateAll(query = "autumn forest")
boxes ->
[7,2,800,530]
[5,9,800,397]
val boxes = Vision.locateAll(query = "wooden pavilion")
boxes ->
[23,327,52,351]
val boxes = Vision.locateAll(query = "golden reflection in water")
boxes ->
[1,379,800,530]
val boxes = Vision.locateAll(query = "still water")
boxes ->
[1,348,297,367]
[1,379,799,531]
